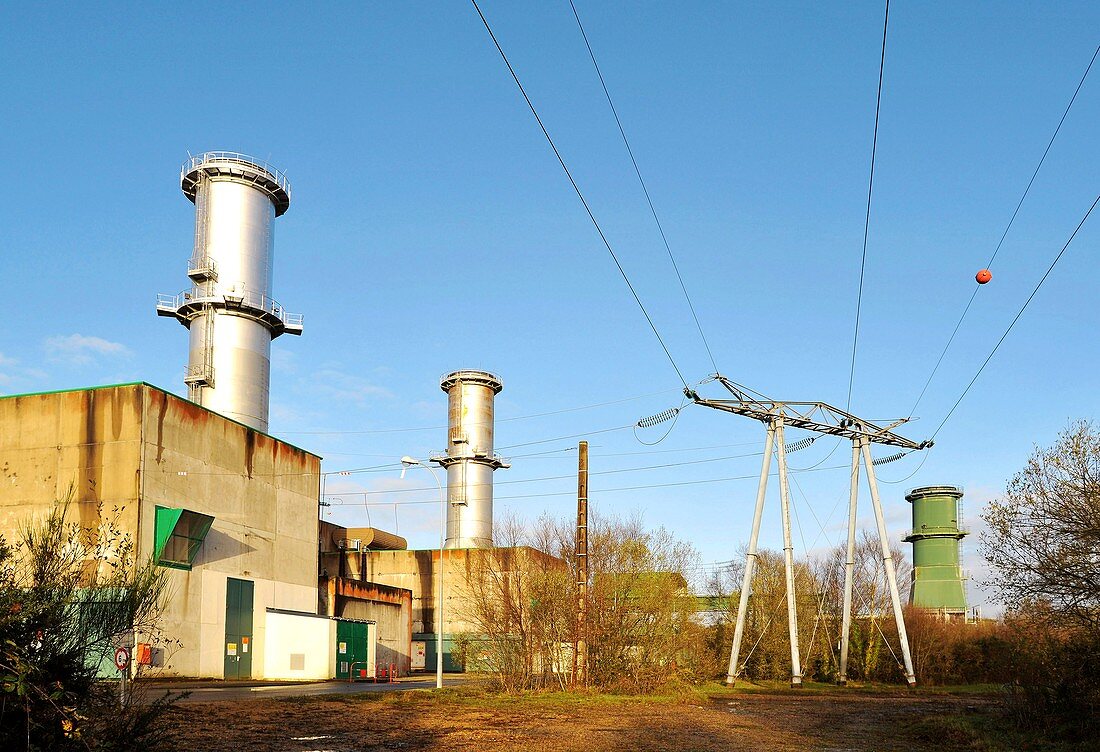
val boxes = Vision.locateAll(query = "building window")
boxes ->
[154,506,214,570]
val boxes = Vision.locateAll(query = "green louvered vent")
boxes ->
[154,506,214,570]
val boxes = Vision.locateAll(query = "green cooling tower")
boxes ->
[904,485,968,616]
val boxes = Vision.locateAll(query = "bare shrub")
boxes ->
[0,498,173,751]
[461,511,704,693]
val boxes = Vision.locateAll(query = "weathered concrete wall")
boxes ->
[0,383,322,679]
[0,384,144,543]
[319,576,412,675]
[361,547,564,638]
[138,386,321,677]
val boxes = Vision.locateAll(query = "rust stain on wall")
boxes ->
[76,390,101,531]
[243,429,255,479]
[155,392,168,466]
[332,577,413,607]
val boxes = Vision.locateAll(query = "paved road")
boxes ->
[142,678,444,703]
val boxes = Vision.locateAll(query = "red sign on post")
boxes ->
[114,647,131,671]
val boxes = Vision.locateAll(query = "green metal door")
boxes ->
[335,620,369,680]
[224,578,254,680]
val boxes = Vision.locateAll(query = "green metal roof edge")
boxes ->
[0,381,147,400]
[0,381,322,459]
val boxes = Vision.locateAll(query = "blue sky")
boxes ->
[2,2,1098,615]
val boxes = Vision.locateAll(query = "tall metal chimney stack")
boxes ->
[157,152,302,432]
[436,370,507,548]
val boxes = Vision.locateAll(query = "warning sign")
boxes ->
[338,641,347,654]
[242,637,249,653]
[227,643,237,656]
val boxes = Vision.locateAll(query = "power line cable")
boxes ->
[908,42,1100,417]
[931,192,1100,439]
[470,0,690,388]
[846,0,891,412]
[568,0,720,375]
[328,460,852,505]
[327,448,770,497]
[496,423,635,450]
[594,440,760,456]
[878,448,931,485]
[325,441,824,496]
[280,387,681,435]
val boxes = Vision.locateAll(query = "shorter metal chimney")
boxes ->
[904,485,969,617]
[434,370,507,548]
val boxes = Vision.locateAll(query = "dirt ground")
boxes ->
[162,685,1000,752]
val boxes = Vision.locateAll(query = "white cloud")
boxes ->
[271,349,298,374]
[44,334,132,365]
[0,353,48,394]
[0,353,16,387]
[310,369,393,405]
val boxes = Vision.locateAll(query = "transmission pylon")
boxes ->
[685,375,931,687]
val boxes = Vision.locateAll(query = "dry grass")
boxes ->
[161,682,1075,752]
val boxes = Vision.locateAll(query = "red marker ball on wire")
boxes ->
[976,269,992,284]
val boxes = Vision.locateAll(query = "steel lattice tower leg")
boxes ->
[725,422,775,685]
[775,419,803,687]
[860,436,917,686]
[838,439,860,684]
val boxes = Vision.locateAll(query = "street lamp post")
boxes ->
[401,456,445,689]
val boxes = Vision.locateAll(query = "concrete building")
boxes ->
[361,546,564,671]
[318,521,414,675]
[0,382,337,679]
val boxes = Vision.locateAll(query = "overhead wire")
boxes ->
[470,0,691,389]
[931,192,1100,440]
[785,477,828,671]
[280,386,682,435]
[788,438,843,472]
[846,0,891,413]
[908,43,1100,417]
[340,440,764,461]
[327,448,768,497]
[324,442,824,497]
[877,449,931,485]
[328,460,853,505]
[594,440,761,457]
[496,423,635,450]
[789,473,905,672]
[568,0,720,375]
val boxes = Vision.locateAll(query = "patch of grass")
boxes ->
[906,712,1092,752]
[908,715,991,751]
[913,683,1005,696]
[699,678,1004,699]
[322,682,707,713]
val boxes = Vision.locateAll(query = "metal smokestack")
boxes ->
[904,485,969,617]
[436,370,507,548]
[157,152,302,432]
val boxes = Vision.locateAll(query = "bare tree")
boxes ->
[584,513,702,691]
[460,510,704,692]
[458,514,572,691]
[707,548,829,682]
[982,420,1100,630]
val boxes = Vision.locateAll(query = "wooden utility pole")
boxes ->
[574,440,589,686]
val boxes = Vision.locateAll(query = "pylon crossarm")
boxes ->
[684,375,931,450]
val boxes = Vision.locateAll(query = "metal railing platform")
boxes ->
[156,289,303,336]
